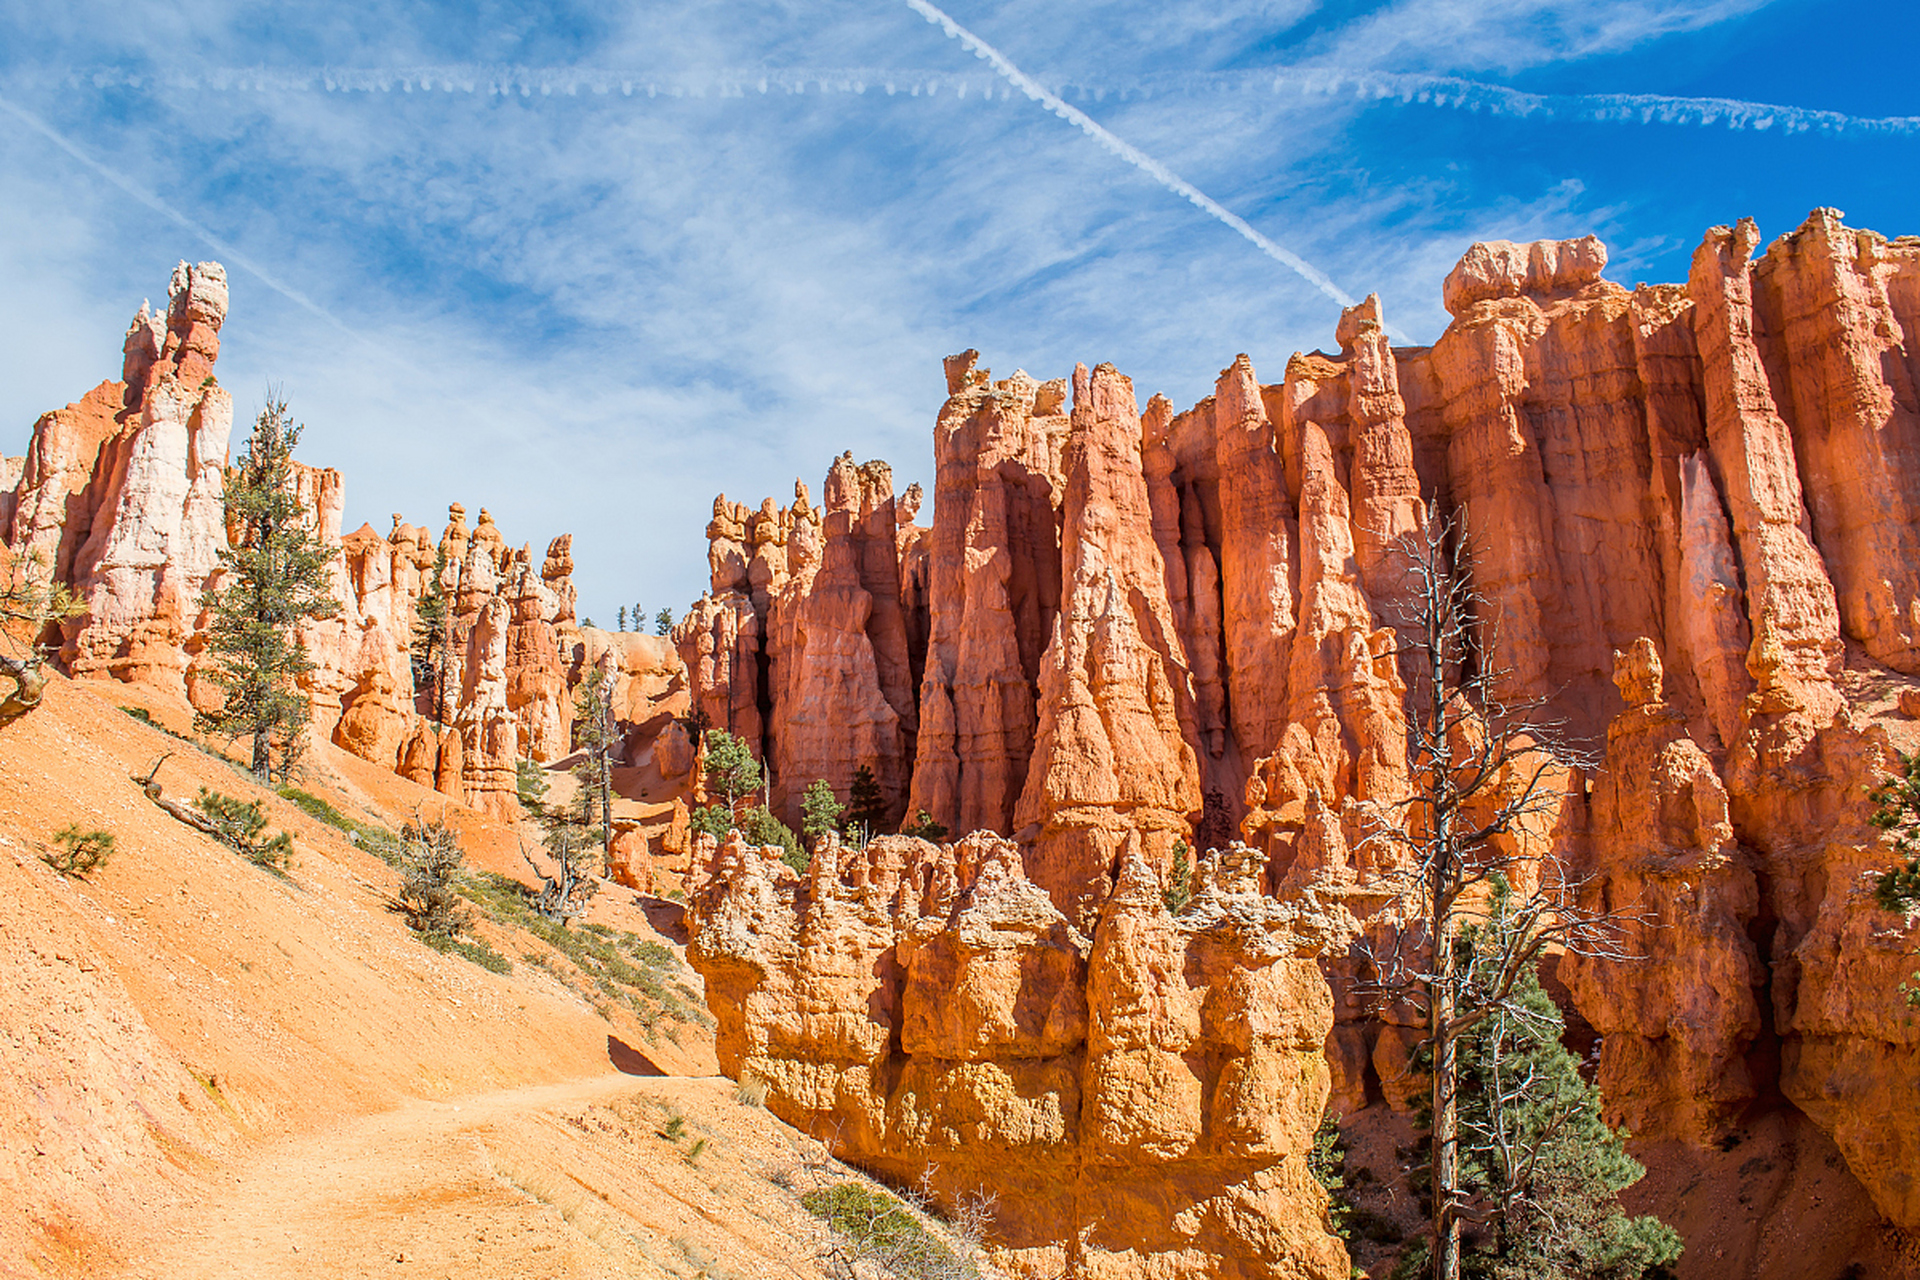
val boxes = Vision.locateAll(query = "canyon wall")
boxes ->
[679,209,1920,1237]
[13,214,1920,1254]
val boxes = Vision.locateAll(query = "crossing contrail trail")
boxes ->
[901,0,1371,324]
[51,63,1920,139]
[0,90,352,336]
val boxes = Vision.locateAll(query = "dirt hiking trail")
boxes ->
[130,1072,826,1280]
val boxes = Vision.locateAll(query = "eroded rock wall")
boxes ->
[686,828,1349,1279]
[673,209,1920,1235]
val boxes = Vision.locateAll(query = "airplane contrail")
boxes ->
[0,91,354,336]
[901,0,1374,326]
[53,63,1920,139]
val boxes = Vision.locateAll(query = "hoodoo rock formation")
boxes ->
[2,265,686,830]
[686,828,1349,1279]
[677,209,1920,1244]
[14,212,1920,1270]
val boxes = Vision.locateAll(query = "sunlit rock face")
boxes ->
[4,268,608,823]
[673,210,1920,1236]
[686,828,1350,1279]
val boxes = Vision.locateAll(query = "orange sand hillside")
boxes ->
[0,672,881,1280]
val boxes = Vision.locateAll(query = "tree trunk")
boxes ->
[251,730,271,780]
[600,748,613,870]
[1429,594,1460,1280]
[1432,849,1460,1280]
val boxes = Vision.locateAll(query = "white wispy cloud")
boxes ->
[1302,0,1778,74]
[0,0,1899,623]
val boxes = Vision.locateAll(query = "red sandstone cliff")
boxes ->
[15,212,1920,1259]
[672,208,1920,1242]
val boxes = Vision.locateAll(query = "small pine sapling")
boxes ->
[43,826,115,878]
[844,764,886,844]
[900,809,949,843]
[194,789,294,869]
[801,779,845,850]
[515,756,550,815]
[1163,838,1193,915]
[1307,1113,1353,1245]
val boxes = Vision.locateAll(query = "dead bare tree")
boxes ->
[519,830,598,923]
[1355,510,1654,1280]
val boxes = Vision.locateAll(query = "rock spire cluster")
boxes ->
[13,210,1920,1264]
[0,264,688,826]
[678,209,1920,1242]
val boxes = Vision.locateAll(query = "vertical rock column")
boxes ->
[1561,639,1765,1143]
[62,262,234,692]
[1688,216,1845,708]
[766,456,911,829]
[1015,363,1202,929]
[672,495,767,753]
[1212,355,1298,768]
[1338,295,1426,620]
[908,352,1067,837]
[1756,208,1920,673]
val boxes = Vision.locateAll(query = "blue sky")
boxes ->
[0,0,1913,622]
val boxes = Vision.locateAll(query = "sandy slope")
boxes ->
[0,672,839,1280]
[128,1073,831,1280]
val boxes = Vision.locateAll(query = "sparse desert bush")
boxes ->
[393,817,471,939]
[802,1180,983,1280]
[734,1072,769,1109]
[194,788,293,869]
[43,826,114,877]
[457,870,702,1027]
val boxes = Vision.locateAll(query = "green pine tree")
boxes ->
[698,728,762,816]
[899,809,949,843]
[654,607,674,636]
[845,764,885,842]
[801,779,845,849]
[194,396,340,779]
[617,605,627,632]
[1398,889,1682,1280]
[687,729,804,872]
[1163,839,1192,914]
[410,542,453,725]
[1869,751,1920,1005]
[571,663,618,871]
